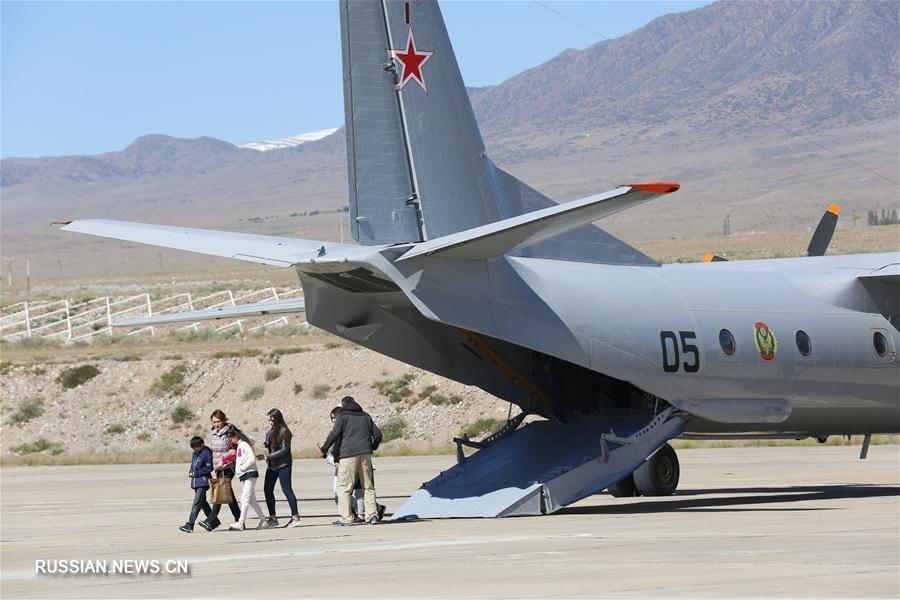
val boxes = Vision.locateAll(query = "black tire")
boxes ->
[633,443,680,496]
[607,473,637,498]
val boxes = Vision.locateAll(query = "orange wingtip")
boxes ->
[629,181,680,194]
[827,203,840,216]
[703,254,715,263]
[50,220,73,226]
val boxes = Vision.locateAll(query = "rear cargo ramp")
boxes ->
[393,409,687,519]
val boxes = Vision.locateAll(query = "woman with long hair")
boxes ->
[261,408,301,528]
[199,409,240,531]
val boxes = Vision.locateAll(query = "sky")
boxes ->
[1,1,710,158]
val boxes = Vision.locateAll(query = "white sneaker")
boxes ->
[286,517,302,528]
[228,522,245,531]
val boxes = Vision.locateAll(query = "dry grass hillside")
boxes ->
[0,330,515,465]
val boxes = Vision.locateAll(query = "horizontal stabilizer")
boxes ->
[398,182,678,262]
[113,298,305,327]
[858,263,900,284]
[58,220,355,267]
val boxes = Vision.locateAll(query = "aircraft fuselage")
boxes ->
[301,249,899,437]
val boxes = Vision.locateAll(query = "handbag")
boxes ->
[210,476,234,505]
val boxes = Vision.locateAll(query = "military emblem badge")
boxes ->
[754,321,777,361]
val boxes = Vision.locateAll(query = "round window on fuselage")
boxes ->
[796,330,812,357]
[719,328,736,356]
[873,331,889,358]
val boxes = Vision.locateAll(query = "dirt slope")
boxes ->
[0,344,512,463]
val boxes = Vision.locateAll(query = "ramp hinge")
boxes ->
[599,438,610,463]
[453,413,527,463]
[600,407,676,446]
[405,193,419,206]
[383,60,397,74]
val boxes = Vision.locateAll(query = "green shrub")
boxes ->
[12,438,64,455]
[105,424,126,435]
[170,404,195,425]
[381,417,408,443]
[292,382,303,395]
[162,354,183,360]
[106,353,141,362]
[264,367,282,381]
[211,349,260,359]
[324,341,343,349]
[136,432,151,442]
[0,361,12,375]
[270,347,308,357]
[31,366,47,376]
[57,364,100,389]
[372,374,416,403]
[417,384,438,401]
[265,347,309,364]
[149,363,189,397]
[9,398,45,425]
[312,384,331,399]
[460,417,505,438]
[429,393,463,406]
[370,379,386,392]
[243,384,265,402]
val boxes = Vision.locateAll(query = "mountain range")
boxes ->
[2,0,897,279]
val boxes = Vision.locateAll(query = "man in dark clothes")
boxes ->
[320,396,383,525]
[327,406,385,523]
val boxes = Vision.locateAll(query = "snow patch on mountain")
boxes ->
[238,128,339,151]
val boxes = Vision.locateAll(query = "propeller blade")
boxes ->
[806,203,840,257]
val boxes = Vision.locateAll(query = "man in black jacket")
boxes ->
[320,396,383,525]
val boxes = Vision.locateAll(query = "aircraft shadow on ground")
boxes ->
[559,484,899,515]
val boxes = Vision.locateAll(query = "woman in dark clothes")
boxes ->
[261,408,301,528]
[198,409,241,531]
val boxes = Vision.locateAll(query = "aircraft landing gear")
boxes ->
[607,474,637,497]
[635,443,680,496]
[606,443,680,497]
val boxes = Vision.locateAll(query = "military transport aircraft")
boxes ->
[58,0,898,518]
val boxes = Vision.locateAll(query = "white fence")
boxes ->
[0,287,304,342]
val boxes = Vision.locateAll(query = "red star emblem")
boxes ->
[389,26,434,94]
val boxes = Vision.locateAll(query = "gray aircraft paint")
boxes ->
[295,248,900,436]
[341,0,657,266]
[61,0,900,437]
[60,0,900,515]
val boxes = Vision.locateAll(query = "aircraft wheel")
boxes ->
[633,443,680,496]
[607,474,637,498]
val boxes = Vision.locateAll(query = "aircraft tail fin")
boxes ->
[340,0,658,266]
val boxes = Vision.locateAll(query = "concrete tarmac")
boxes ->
[1,446,898,599]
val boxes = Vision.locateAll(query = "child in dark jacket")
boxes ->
[180,436,213,533]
